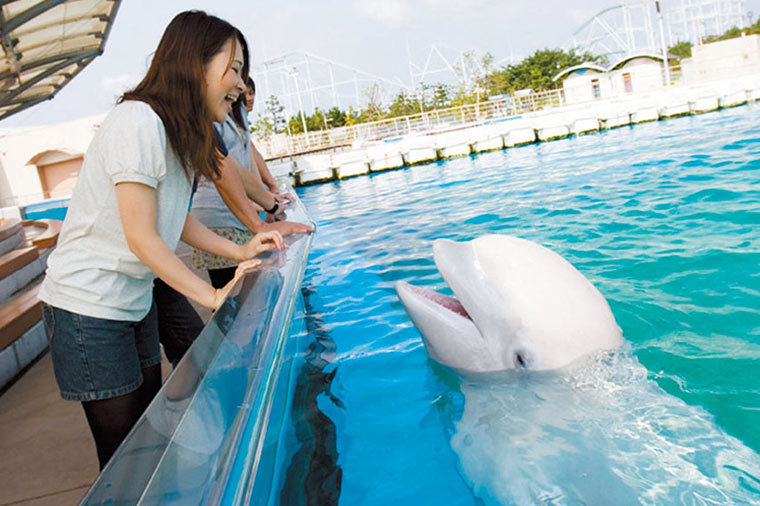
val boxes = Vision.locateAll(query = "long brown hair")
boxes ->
[121,10,249,180]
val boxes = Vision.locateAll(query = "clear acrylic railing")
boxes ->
[79,195,314,505]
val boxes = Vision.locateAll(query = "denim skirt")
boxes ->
[42,303,162,401]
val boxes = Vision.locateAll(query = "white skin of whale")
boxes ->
[395,235,760,504]
[396,235,623,373]
[451,353,760,505]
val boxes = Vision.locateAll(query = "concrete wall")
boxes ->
[563,71,611,104]
[562,37,760,104]
[37,155,84,198]
[0,112,104,207]
[562,59,663,103]
[682,34,760,83]
[610,58,664,95]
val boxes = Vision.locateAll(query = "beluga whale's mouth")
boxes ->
[396,237,760,506]
[395,282,472,321]
[395,235,624,374]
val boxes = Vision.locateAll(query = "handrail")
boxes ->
[78,194,314,505]
[258,89,565,158]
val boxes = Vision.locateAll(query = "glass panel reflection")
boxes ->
[80,196,313,505]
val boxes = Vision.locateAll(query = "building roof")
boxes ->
[26,146,81,165]
[0,0,121,121]
[552,63,608,82]
[609,53,664,71]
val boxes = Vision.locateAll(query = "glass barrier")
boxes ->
[79,195,314,505]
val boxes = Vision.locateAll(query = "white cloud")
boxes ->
[421,0,493,12]
[352,0,410,28]
[102,74,141,101]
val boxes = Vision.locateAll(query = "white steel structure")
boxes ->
[573,0,748,60]
[667,0,746,44]
[407,43,493,91]
[252,45,494,124]
[573,2,659,59]
[252,51,411,123]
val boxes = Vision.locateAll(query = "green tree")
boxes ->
[326,106,346,128]
[251,114,275,137]
[454,50,494,89]
[433,84,450,108]
[388,91,423,117]
[668,41,692,60]
[306,108,327,131]
[483,48,604,95]
[287,115,305,134]
[704,26,742,43]
[264,95,287,133]
[285,108,332,134]
[344,106,360,126]
[702,22,760,43]
[361,82,386,122]
[752,17,760,34]
[448,84,477,106]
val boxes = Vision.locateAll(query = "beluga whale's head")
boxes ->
[395,235,623,373]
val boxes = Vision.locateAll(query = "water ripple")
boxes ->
[295,104,760,504]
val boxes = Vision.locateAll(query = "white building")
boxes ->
[0,113,104,209]
[555,54,668,105]
[681,34,760,83]
[556,35,760,105]
[608,54,666,95]
[552,64,609,103]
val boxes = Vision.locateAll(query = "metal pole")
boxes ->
[460,50,469,89]
[328,63,338,108]
[262,62,271,112]
[306,58,317,113]
[407,40,416,90]
[354,73,360,107]
[291,68,308,139]
[623,3,634,52]
[655,1,672,86]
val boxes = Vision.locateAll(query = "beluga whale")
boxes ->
[395,235,760,505]
[396,235,623,373]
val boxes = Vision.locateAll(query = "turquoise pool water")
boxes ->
[283,105,760,504]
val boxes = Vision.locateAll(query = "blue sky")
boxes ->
[4,0,759,127]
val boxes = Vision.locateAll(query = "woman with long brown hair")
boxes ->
[38,11,281,470]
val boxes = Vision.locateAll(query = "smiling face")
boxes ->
[244,85,255,112]
[204,37,245,123]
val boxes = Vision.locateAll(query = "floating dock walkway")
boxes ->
[268,80,760,187]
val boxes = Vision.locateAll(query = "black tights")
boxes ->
[208,267,236,289]
[81,364,162,470]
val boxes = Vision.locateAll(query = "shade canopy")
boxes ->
[0,0,121,121]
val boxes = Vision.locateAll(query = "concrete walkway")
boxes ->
[0,245,207,505]
[0,351,175,505]
[0,352,97,506]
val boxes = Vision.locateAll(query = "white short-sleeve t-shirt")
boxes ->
[39,101,192,321]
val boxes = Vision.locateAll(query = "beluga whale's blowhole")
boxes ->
[395,235,623,374]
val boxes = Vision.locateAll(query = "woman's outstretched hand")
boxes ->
[259,220,314,235]
[240,230,285,260]
[274,192,296,209]
[212,258,261,310]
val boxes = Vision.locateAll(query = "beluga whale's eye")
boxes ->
[514,351,528,369]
